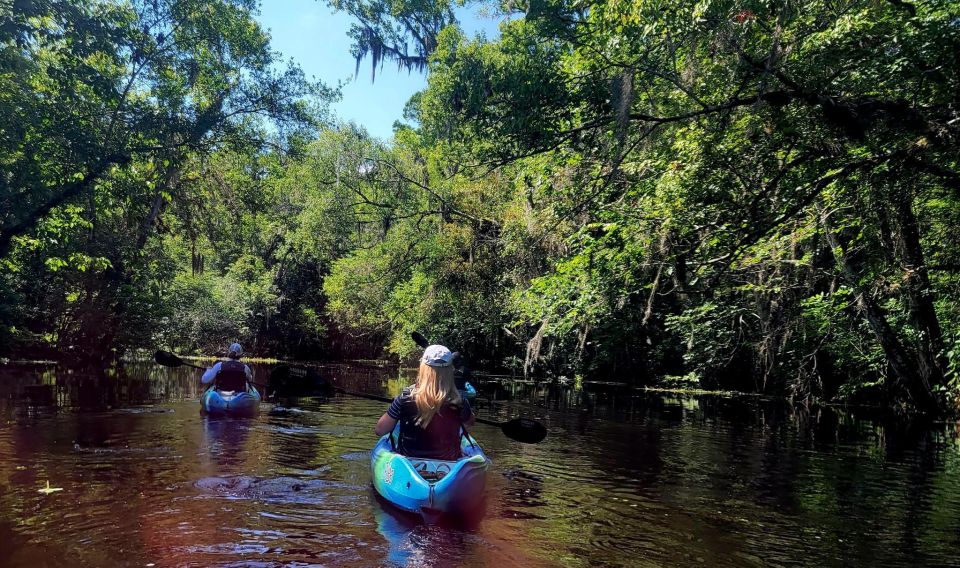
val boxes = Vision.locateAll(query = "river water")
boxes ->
[0,361,958,567]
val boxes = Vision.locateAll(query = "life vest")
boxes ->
[217,359,248,392]
[397,401,465,461]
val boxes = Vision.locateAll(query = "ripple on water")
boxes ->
[114,407,175,414]
[267,406,312,416]
[261,425,324,435]
[339,451,370,461]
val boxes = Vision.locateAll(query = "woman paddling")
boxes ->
[375,344,476,460]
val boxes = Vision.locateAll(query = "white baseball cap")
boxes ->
[421,344,454,367]
[228,343,243,357]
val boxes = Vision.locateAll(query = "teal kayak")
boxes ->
[200,385,261,417]
[371,428,489,521]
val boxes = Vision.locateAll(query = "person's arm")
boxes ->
[200,362,221,385]
[375,414,398,436]
[245,365,253,383]
[375,394,404,436]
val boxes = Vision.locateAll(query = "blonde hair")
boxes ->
[411,362,461,427]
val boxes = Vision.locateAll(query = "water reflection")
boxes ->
[0,360,958,566]
[201,417,253,470]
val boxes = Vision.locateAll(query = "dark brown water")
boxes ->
[1,361,959,567]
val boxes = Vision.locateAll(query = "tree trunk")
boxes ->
[891,191,947,391]
[820,209,939,412]
[136,160,182,252]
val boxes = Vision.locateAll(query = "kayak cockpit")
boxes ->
[201,384,261,417]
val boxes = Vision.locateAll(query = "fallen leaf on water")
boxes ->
[38,481,63,495]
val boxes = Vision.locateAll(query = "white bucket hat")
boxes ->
[421,344,454,367]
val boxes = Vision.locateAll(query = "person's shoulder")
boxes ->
[390,388,418,410]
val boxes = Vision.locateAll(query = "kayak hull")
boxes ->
[201,386,261,417]
[371,430,489,520]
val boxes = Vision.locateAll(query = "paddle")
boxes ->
[411,331,430,349]
[334,386,548,444]
[154,350,207,370]
[156,346,548,443]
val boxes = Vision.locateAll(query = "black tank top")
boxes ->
[217,360,248,391]
[393,401,467,461]
[398,408,464,460]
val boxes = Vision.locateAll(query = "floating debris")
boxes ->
[38,481,63,495]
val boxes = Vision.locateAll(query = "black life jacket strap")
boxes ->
[460,422,477,450]
[389,421,399,452]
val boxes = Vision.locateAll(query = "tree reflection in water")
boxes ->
[0,360,958,566]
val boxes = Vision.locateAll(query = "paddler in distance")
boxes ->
[201,342,253,392]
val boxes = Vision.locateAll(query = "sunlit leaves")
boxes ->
[0,0,329,358]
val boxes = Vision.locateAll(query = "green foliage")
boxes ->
[393,0,960,409]
[157,258,278,354]
[0,0,329,361]
[5,0,960,415]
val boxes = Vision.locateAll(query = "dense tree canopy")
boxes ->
[2,0,959,412]
[0,0,329,361]
[326,0,960,411]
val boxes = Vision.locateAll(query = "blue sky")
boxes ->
[256,1,504,140]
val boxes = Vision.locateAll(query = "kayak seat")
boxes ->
[411,460,454,481]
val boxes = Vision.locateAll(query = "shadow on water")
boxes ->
[0,359,959,566]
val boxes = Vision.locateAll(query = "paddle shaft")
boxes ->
[335,387,508,430]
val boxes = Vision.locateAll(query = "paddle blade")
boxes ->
[411,331,430,348]
[154,350,183,367]
[500,417,548,444]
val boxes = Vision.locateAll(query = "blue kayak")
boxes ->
[200,385,261,417]
[371,428,489,521]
